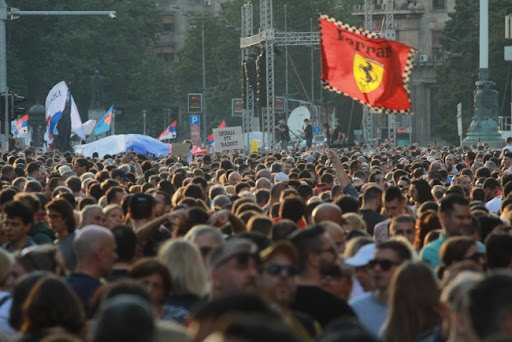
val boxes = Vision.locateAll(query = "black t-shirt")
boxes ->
[360,209,387,236]
[332,124,343,142]
[280,124,290,140]
[305,124,313,139]
[291,285,356,328]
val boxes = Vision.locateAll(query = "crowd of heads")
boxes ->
[0,139,511,341]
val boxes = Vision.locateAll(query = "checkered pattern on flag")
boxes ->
[319,15,416,115]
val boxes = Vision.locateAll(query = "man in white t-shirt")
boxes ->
[484,177,501,214]
[502,137,512,156]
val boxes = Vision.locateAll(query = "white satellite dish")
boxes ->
[287,106,310,141]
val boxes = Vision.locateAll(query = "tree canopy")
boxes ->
[435,0,512,143]
[7,0,170,137]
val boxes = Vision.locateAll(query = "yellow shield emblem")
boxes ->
[353,53,384,94]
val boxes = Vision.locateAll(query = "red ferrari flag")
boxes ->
[319,15,416,115]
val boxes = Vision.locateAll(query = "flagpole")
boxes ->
[112,109,116,135]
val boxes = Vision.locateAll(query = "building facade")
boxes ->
[155,0,229,65]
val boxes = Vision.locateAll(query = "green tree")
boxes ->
[435,0,512,143]
[7,0,171,137]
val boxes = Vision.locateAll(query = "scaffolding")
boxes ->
[240,0,320,150]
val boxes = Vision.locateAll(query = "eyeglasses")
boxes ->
[464,252,485,263]
[214,251,259,269]
[369,259,401,271]
[263,263,297,277]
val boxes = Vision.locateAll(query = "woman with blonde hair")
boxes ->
[103,204,125,229]
[382,261,441,342]
[341,212,367,232]
[158,238,209,323]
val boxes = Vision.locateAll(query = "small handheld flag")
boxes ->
[158,120,177,141]
[94,105,114,135]
[207,133,215,144]
[219,120,227,128]
[15,114,29,136]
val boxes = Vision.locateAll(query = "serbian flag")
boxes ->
[319,15,416,115]
[15,114,28,135]
[94,105,114,135]
[158,120,177,141]
[207,133,215,144]
[219,120,227,128]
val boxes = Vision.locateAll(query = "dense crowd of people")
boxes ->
[0,136,511,342]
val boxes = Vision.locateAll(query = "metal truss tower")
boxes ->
[241,3,255,148]
[385,0,396,146]
[363,0,374,144]
[240,0,319,150]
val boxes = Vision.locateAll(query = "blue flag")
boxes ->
[94,105,114,135]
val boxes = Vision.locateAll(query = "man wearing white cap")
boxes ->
[345,242,375,299]
[349,240,413,336]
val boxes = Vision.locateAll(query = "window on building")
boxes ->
[157,46,175,64]
[431,31,444,61]
[163,15,174,32]
[433,0,445,9]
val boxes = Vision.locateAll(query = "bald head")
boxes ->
[74,225,114,262]
[323,221,345,254]
[312,203,342,225]
[228,172,241,185]
[256,169,272,181]
[255,177,271,190]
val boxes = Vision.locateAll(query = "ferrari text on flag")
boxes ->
[319,15,416,115]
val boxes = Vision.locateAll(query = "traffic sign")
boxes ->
[190,115,200,125]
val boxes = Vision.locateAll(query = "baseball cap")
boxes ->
[345,243,375,267]
[58,165,72,176]
[260,241,298,264]
[112,169,129,181]
[275,172,289,182]
[306,155,316,163]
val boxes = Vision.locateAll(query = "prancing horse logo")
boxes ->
[353,53,384,93]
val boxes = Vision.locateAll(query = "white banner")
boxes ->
[45,81,67,124]
[45,81,86,141]
[213,126,244,150]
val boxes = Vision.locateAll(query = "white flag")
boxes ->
[45,81,86,141]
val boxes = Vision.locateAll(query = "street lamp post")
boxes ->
[143,110,147,135]
[201,1,207,144]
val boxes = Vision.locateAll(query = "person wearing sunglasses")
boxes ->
[438,236,485,280]
[349,240,413,337]
[290,225,355,328]
[185,225,225,266]
[209,238,260,298]
[259,241,321,341]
